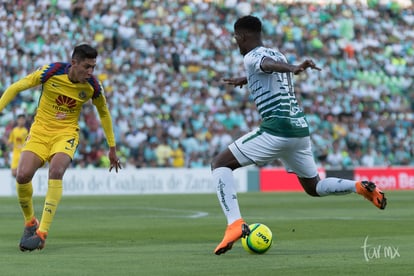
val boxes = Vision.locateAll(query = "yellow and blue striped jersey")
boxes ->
[0,62,116,147]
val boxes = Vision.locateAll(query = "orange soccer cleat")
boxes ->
[356,181,387,210]
[19,229,47,252]
[19,217,39,244]
[214,218,250,255]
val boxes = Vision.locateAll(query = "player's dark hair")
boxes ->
[17,114,25,119]
[234,15,262,33]
[72,44,98,61]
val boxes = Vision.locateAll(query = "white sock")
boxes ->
[213,167,242,225]
[316,177,357,196]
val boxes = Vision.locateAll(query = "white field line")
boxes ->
[63,205,209,219]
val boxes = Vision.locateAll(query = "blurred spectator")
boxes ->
[326,141,343,170]
[0,0,413,169]
[154,135,173,167]
[171,142,185,168]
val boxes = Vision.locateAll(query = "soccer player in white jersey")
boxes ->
[212,15,387,255]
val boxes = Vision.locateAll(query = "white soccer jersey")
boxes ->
[243,46,309,137]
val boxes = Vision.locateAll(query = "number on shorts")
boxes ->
[66,138,75,149]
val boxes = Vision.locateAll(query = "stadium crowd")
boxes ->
[0,0,413,169]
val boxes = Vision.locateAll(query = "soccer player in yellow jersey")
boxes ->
[0,44,122,251]
[7,114,29,177]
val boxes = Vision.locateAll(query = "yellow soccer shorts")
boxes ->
[22,129,79,164]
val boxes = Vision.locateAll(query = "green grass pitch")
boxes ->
[1,191,413,275]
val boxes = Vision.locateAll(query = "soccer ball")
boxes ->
[241,223,273,254]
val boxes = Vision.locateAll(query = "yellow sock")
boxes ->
[16,182,35,223]
[39,179,63,233]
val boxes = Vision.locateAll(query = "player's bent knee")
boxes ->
[304,188,320,197]
[298,176,320,197]
[211,158,219,171]
[211,155,225,170]
[15,173,32,185]
[211,149,241,171]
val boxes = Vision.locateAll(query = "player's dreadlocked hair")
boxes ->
[234,15,262,33]
[72,44,98,61]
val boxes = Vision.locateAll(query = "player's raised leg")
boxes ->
[303,176,387,210]
[286,145,387,210]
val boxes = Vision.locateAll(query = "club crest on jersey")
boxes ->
[79,91,86,99]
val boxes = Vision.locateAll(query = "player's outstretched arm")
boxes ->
[0,68,43,112]
[261,57,321,75]
[223,77,248,88]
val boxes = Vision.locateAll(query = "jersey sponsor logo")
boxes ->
[53,95,76,119]
[56,112,67,120]
[56,95,76,108]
